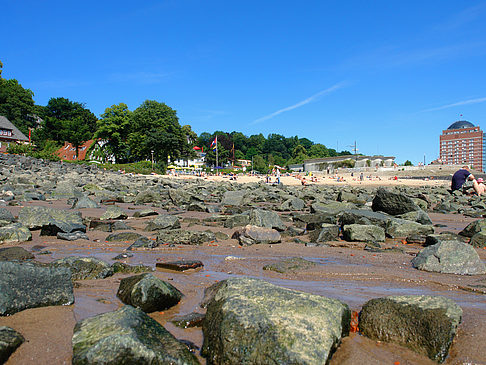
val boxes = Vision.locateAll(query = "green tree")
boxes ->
[293,144,307,158]
[129,100,187,163]
[309,143,329,158]
[205,141,229,167]
[37,97,98,156]
[253,155,268,173]
[95,103,132,163]
[404,160,413,166]
[0,78,35,134]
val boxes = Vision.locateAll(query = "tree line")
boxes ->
[0,61,351,170]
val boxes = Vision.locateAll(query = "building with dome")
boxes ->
[439,120,485,171]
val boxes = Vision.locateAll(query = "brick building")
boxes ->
[439,120,486,172]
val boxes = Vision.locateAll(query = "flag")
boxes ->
[211,136,217,151]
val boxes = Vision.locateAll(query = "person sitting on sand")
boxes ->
[451,166,482,195]
[477,177,486,195]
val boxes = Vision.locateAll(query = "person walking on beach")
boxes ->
[451,166,482,195]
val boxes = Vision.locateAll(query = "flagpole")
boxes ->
[216,135,218,170]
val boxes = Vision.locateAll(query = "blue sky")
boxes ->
[2,0,486,164]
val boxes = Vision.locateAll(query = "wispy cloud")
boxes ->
[422,96,486,112]
[109,71,170,84]
[434,3,486,31]
[251,82,347,125]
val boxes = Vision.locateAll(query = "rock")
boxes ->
[459,219,486,237]
[112,253,134,260]
[134,190,163,204]
[425,232,467,246]
[263,257,317,273]
[469,231,486,248]
[71,196,99,209]
[105,232,145,242]
[100,206,127,220]
[405,234,427,244]
[342,224,385,242]
[293,212,337,230]
[156,260,204,271]
[144,215,181,231]
[221,190,248,206]
[308,223,340,242]
[187,202,206,212]
[52,256,114,280]
[337,191,366,205]
[223,214,250,228]
[57,231,89,241]
[311,201,355,215]
[156,229,216,245]
[0,261,74,315]
[111,221,134,231]
[133,209,158,218]
[249,209,286,231]
[339,209,392,229]
[0,247,34,261]
[117,273,182,312]
[280,197,305,211]
[213,231,229,240]
[412,240,486,275]
[0,223,32,243]
[0,208,14,223]
[397,210,433,225]
[232,225,281,245]
[111,262,153,274]
[359,295,462,363]
[0,326,25,364]
[127,237,159,250]
[88,219,114,232]
[172,313,205,328]
[72,305,199,365]
[372,188,420,215]
[202,277,350,364]
[385,219,434,238]
[18,206,85,235]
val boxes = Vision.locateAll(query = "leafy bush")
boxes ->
[98,160,166,175]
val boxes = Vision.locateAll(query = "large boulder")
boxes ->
[52,256,114,280]
[0,326,25,364]
[342,224,385,242]
[0,261,74,315]
[469,231,486,248]
[359,295,462,363]
[17,206,85,235]
[156,229,216,245]
[202,277,350,365]
[117,273,182,313]
[372,188,420,215]
[412,240,486,275]
[263,257,317,273]
[144,215,181,231]
[311,201,356,215]
[0,223,32,244]
[385,219,434,238]
[232,225,281,245]
[249,209,286,231]
[72,305,199,365]
[105,232,145,243]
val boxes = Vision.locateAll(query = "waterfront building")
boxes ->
[439,121,485,172]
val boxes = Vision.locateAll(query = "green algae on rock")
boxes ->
[202,277,350,365]
[72,305,199,365]
[359,295,462,363]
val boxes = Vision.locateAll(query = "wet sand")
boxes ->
[1,200,485,365]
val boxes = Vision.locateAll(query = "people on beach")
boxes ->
[451,166,482,195]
